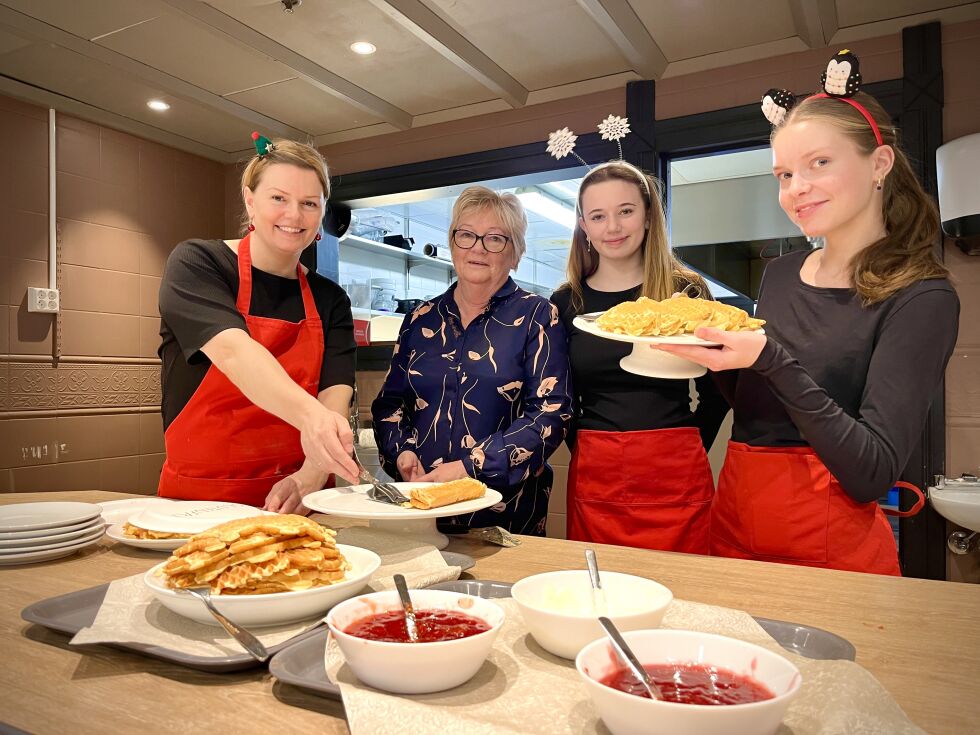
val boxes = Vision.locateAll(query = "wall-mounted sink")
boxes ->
[929,475,980,532]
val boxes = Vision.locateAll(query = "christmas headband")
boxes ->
[761,49,884,146]
[545,115,652,198]
[251,131,276,157]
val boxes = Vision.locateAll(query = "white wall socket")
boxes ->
[27,287,60,313]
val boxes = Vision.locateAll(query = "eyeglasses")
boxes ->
[452,228,511,253]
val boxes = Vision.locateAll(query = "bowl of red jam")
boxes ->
[576,629,802,735]
[326,589,505,694]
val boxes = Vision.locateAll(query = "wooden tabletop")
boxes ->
[1,491,977,735]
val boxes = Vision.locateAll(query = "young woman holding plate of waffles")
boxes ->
[548,119,729,554]
[657,50,960,575]
[157,135,359,515]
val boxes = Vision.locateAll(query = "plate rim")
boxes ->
[573,314,764,346]
[303,482,503,520]
[0,502,103,533]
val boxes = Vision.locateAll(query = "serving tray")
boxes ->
[20,551,475,673]
[268,580,855,701]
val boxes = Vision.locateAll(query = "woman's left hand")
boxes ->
[264,462,328,515]
[654,327,768,371]
[416,460,468,484]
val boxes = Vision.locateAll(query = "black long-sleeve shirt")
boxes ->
[551,283,729,449]
[718,249,959,503]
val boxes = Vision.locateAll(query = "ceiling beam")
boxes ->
[159,0,413,129]
[366,0,528,108]
[574,0,668,80]
[788,0,826,48]
[0,5,306,140]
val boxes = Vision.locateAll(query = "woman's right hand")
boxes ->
[298,403,359,484]
[396,450,425,481]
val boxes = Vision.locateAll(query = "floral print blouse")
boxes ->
[372,278,572,534]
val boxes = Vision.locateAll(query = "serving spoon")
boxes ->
[393,573,420,642]
[597,616,664,701]
[182,585,269,662]
[585,548,608,616]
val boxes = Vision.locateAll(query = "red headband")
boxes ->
[808,93,884,147]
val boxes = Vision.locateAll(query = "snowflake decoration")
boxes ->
[597,115,630,142]
[546,127,578,160]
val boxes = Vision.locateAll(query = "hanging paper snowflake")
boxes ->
[546,127,578,160]
[597,115,631,141]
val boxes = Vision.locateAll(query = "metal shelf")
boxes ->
[340,234,455,272]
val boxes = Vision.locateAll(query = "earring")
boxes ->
[586,237,592,253]
[247,221,255,232]
[875,178,883,191]
[314,232,321,241]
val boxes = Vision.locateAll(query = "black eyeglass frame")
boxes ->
[451,228,512,253]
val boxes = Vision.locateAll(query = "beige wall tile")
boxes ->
[947,420,980,478]
[140,275,161,317]
[551,442,570,466]
[5,209,48,262]
[60,219,141,273]
[0,417,56,469]
[0,95,45,119]
[946,348,980,419]
[6,257,46,306]
[140,364,161,406]
[99,413,141,458]
[9,304,54,356]
[101,128,139,187]
[550,464,568,516]
[0,109,47,167]
[56,119,100,179]
[0,469,10,492]
[0,305,8,355]
[59,311,140,358]
[8,163,48,216]
[7,364,57,412]
[0,257,8,308]
[100,456,141,493]
[11,459,101,492]
[139,316,161,358]
[139,411,165,454]
[97,180,141,232]
[60,264,140,315]
[58,172,99,224]
[546,513,566,540]
[53,414,103,463]
[139,232,173,278]
[138,452,166,493]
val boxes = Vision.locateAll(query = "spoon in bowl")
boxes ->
[585,548,608,616]
[597,616,664,701]
[393,573,420,642]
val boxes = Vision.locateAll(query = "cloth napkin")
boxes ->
[326,598,924,735]
[71,529,460,657]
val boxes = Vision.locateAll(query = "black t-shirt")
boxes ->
[550,282,729,448]
[718,249,960,502]
[158,239,356,430]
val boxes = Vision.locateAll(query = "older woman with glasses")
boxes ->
[371,186,572,535]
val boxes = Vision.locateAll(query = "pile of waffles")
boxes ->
[596,295,765,337]
[161,514,349,595]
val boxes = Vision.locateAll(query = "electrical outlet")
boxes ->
[27,287,60,313]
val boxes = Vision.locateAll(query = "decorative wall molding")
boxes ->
[1,362,160,413]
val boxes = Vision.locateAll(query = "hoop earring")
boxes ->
[875,178,883,191]
[247,221,255,232]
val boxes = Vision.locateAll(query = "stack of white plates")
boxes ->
[0,502,105,566]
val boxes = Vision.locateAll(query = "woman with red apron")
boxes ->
[157,136,358,513]
[658,52,959,574]
[551,161,728,553]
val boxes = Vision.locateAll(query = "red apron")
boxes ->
[568,427,714,553]
[158,234,324,507]
[711,441,925,575]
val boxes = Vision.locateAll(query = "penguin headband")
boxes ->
[761,49,884,147]
[544,115,652,200]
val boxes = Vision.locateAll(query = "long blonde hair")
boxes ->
[560,161,705,312]
[774,93,948,304]
[239,139,331,234]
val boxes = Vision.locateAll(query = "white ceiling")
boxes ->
[1,0,977,162]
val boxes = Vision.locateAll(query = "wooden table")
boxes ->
[1,492,978,734]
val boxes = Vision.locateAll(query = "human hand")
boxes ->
[396,450,426,481]
[653,327,767,371]
[416,460,468,484]
[298,403,359,483]
[264,463,327,515]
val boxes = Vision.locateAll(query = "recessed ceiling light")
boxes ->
[350,41,376,55]
[147,99,170,112]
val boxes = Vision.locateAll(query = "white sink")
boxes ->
[930,479,980,532]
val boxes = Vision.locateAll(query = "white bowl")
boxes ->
[511,570,672,659]
[143,544,381,627]
[576,630,802,735]
[326,589,505,694]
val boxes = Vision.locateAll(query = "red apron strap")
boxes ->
[296,265,320,322]
[882,481,926,517]
[235,233,254,315]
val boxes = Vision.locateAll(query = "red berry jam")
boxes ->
[344,609,491,643]
[599,662,775,705]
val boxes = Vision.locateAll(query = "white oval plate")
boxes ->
[0,517,104,548]
[127,501,273,535]
[0,523,105,555]
[0,532,105,566]
[0,502,103,533]
[143,544,382,627]
[105,523,186,552]
[574,314,764,346]
[303,483,503,520]
[98,497,176,526]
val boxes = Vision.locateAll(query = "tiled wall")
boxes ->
[0,94,225,494]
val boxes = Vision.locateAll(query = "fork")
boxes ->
[351,446,411,505]
[182,586,269,662]
[577,311,605,323]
